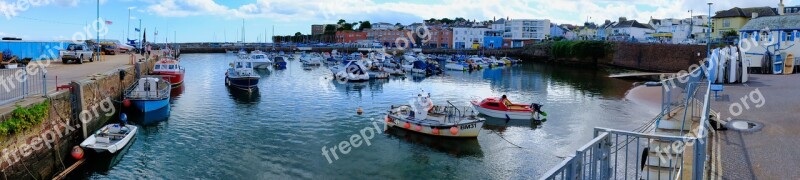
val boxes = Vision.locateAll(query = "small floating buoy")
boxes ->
[356,107,363,115]
[450,126,459,135]
[403,122,411,129]
[123,99,131,107]
[120,113,128,124]
[432,128,439,135]
[71,146,83,160]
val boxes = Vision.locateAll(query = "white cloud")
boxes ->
[141,0,797,25]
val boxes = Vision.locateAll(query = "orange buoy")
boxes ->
[123,99,131,107]
[450,126,459,135]
[403,122,411,129]
[432,128,439,135]
[71,146,83,160]
[415,125,422,131]
[356,107,363,115]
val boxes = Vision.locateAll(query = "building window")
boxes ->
[722,19,730,28]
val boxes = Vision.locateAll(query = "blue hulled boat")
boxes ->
[125,77,171,112]
[226,60,260,89]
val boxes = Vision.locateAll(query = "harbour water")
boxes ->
[80,53,655,179]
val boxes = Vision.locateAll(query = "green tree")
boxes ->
[358,21,372,31]
[295,32,302,36]
[723,30,738,38]
[324,24,336,35]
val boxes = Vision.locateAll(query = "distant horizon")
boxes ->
[0,0,792,42]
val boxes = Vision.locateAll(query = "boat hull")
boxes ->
[471,103,533,120]
[253,62,271,69]
[152,71,185,86]
[386,116,483,138]
[226,76,260,89]
[132,98,170,113]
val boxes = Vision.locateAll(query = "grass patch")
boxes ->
[0,100,50,137]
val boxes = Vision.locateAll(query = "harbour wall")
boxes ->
[174,42,703,72]
[0,57,155,179]
[610,42,708,72]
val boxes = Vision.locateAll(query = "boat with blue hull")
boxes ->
[125,77,171,113]
[226,59,260,89]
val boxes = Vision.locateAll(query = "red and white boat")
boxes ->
[152,57,185,86]
[471,97,545,120]
[386,91,485,138]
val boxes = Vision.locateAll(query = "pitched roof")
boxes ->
[712,7,778,18]
[740,14,800,31]
[493,18,506,24]
[612,20,653,29]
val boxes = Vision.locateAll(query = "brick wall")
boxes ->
[612,42,708,72]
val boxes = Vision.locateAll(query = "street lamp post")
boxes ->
[707,2,713,56]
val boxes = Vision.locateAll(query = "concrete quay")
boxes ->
[710,74,800,179]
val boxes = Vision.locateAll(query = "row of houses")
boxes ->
[327,18,551,49]
[549,1,799,44]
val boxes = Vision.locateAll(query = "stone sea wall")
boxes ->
[0,58,155,180]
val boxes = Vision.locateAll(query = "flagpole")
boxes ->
[138,19,142,49]
[96,0,100,60]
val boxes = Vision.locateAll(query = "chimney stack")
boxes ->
[619,17,627,22]
[752,12,759,18]
[779,0,785,15]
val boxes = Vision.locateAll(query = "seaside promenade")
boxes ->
[710,74,800,179]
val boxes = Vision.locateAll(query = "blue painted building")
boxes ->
[550,24,566,38]
[0,40,65,60]
[483,30,503,49]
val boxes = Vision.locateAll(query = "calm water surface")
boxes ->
[84,53,654,179]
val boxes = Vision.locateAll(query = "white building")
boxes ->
[372,22,396,30]
[609,17,654,42]
[452,27,488,49]
[648,17,710,44]
[497,19,550,47]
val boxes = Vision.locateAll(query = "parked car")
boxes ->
[100,43,117,55]
[61,43,94,64]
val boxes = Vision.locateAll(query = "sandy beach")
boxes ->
[624,84,663,114]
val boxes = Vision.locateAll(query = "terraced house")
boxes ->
[711,6,778,39]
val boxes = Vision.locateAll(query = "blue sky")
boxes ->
[0,0,793,42]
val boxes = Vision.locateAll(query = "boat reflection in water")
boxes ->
[481,116,544,134]
[170,84,185,99]
[384,125,483,158]
[227,86,261,104]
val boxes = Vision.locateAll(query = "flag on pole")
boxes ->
[105,20,113,25]
[135,28,141,32]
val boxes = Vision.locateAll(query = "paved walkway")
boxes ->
[0,53,145,114]
[711,74,800,179]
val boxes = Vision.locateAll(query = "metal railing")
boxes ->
[540,127,695,180]
[540,48,722,180]
[0,66,47,106]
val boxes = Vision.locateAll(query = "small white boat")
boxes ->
[386,92,485,138]
[330,60,370,82]
[248,53,272,69]
[301,53,323,66]
[237,49,248,59]
[80,124,138,154]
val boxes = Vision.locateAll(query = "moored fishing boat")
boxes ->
[386,92,485,138]
[125,77,171,113]
[273,56,288,69]
[226,59,260,89]
[152,57,185,86]
[80,123,137,154]
[471,97,546,120]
